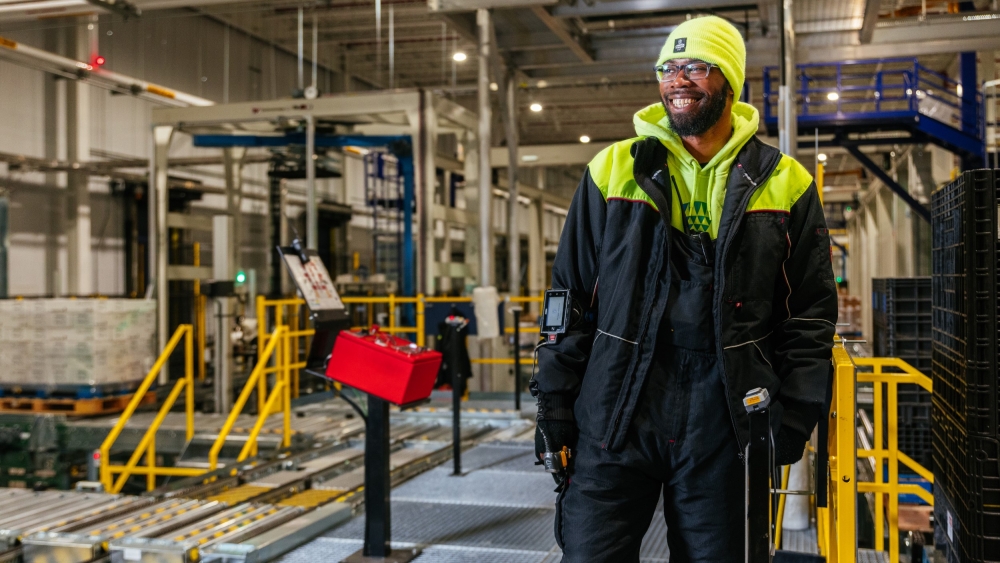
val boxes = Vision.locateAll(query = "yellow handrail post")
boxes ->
[283,331,292,448]
[827,344,857,563]
[194,243,205,381]
[873,379,884,553]
[887,370,900,561]
[185,326,194,442]
[416,294,426,347]
[147,436,156,492]
[291,305,300,399]
[388,293,396,332]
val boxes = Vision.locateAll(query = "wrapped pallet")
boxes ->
[0,299,156,394]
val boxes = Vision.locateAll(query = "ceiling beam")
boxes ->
[550,0,755,19]
[858,0,881,43]
[530,6,594,63]
[435,11,478,44]
[802,16,1000,62]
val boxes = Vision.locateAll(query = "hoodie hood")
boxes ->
[632,101,759,238]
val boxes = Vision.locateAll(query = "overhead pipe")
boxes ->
[0,34,212,107]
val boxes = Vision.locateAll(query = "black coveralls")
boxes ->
[558,181,744,562]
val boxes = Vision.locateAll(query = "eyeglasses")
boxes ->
[655,62,718,83]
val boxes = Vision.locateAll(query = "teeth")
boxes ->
[672,98,694,108]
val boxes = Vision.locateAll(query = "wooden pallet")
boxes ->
[0,390,156,415]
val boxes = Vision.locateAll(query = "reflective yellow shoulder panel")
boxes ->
[586,137,658,210]
[747,155,814,212]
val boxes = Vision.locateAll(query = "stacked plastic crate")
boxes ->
[872,277,934,470]
[931,169,1000,562]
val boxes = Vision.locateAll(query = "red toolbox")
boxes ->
[326,327,443,406]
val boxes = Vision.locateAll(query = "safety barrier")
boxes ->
[817,343,858,562]
[208,326,292,469]
[100,325,200,493]
[816,343,933,562]
[854,357,933,561]
[257,297,315,399]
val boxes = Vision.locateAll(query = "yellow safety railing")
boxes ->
[100,324,201,493]
[817,342,857,562]
[854,356,933,562]
[208,326,292,470]
[261,293,544,371]
[817,343,933,562]
[258,296,315,399]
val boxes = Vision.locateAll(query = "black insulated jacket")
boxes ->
[531,136,838,453]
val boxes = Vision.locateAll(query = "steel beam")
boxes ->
[550,0,753,18]
[858,0,880,43]
[845,146,930,223]
[429,0,555,11]
[530,6,594,63]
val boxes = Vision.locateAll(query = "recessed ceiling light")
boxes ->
[529,103,543,112]
[817,153,827,162]
[827,92,839,101]
[579,135,591,144]
[453,52,467,62]
[489,82,498,91]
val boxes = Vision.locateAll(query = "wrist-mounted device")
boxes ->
[539,289,595,344]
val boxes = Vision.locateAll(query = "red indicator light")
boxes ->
[93,451,101,460]
[93,55,106,66]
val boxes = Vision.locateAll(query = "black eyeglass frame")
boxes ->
[654,62,719,83]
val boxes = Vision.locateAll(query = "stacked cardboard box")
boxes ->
[0,299,156,392]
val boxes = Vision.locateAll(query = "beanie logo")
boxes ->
[673,38,686,53]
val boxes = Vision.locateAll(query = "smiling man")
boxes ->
[529,15,838,562]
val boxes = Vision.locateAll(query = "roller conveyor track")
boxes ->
[5,404,531,563]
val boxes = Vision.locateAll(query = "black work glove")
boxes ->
[534,419,578,489]
[774,425,809,466]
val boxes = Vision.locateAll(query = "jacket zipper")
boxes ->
[716,162,761,458]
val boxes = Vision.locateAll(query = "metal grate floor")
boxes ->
[281,440,825,563]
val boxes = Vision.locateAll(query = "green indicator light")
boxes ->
[845,206,852,212]
[236,271,246,283]
[836,276,843,284]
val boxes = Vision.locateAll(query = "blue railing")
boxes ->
[762,58,983,141]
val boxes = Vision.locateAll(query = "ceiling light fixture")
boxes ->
[489,82,498,91]
[452,52,467,62]
[529,103,543,112]
[817,153,827,162]
[827,92,839,101]
[579,135,591,144]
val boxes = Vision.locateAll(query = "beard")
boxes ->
[662,84,730,137]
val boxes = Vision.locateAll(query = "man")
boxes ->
[530,15,837,562]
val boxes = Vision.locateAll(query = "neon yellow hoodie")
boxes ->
[632,100,760,239]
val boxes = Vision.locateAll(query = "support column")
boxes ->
[151,125,175,383]
[778,0,797,158]
[222,148,246,276]
[66,18,96,295]
[504,76,519,296]
[477,8,493,288]
[527,199,544,315]
[305,116,317,249]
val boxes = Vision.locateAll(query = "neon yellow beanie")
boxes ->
[657,15,746,97]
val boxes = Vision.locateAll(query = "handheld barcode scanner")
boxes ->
[744,387,773,563]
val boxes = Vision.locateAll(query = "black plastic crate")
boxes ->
[931,169,1000,563]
